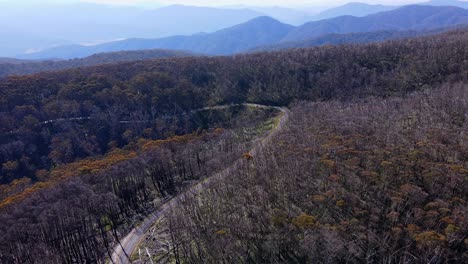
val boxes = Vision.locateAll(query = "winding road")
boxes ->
[110,103,290,264]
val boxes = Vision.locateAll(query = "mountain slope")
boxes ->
[22,17,294,59]
[283,5,468,42]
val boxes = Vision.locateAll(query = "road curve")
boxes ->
[110,104,290,264]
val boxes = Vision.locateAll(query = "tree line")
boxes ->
[0,49,191,78]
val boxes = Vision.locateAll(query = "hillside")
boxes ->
[0,49,192,78]
[283,5,468,42]
[0,29,466,263]
[157,83,468,263]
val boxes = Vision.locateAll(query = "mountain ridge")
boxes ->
[283,5,468,42]
[311,2,398,20]
[251,25,468,52]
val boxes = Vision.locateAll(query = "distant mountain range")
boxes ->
[0,49,191,78]
[2,1,468,57]
[311,2,397,21]
[0,3,308,56]
[0,3,263,57]
[310,0,468,20]
[20,17,293,59]
[282,5,468,42]
[22,5,468,60]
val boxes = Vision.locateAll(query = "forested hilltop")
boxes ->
[0,49,191,78]
[0,29,467,263]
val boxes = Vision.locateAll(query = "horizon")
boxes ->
[0,0,467,58]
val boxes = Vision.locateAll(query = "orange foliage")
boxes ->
[139,131,204,152]
[292,213,319,229]
[312,194,326,203]
[215,229,228,236]
[49,148,137,180]
[413,231,446,248]
[0,130,222,210]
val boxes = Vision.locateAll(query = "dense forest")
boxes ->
[0,29,467,263]
[0,49,191,78]
[158,83,468,263]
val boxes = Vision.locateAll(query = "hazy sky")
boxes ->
[0,0,445,8]
[82,0,425,6]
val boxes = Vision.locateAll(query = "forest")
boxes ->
[1,29,466,185]
[0,28,467,263]
[0,106,278,263]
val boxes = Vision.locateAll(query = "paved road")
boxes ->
[110,104,290,264]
